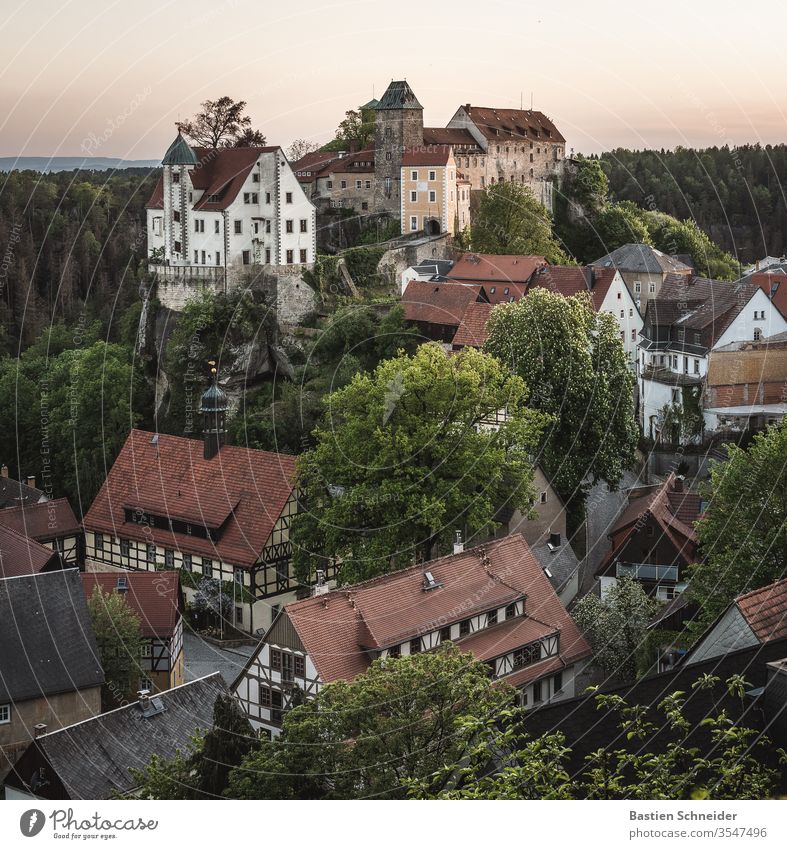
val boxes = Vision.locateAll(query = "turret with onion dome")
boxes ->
[200,362,229,460]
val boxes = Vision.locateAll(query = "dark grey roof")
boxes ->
[0,474,46,509]
[531,540,581,595]
[31,674,227,799]
[0,569,104,703]
[592,243,693,275]
[376,80,423,110]
[411,259,454,278]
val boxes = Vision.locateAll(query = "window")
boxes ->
[214,220,220,234]
[754,328,762,341]
[459,618,471,638]
[365,180,371,189]
[505,602,517,620]
[629,308,634,317]
[409,637,421,655]
[440,625,451,642]
[634,281,641,293]
[234,568,243,585]
[202,559,213,578]
[620,309,625,318]
[428,170,436,181]
[194,250,199,264]
[411,170,418,180]
[173,210,180,222]
[265,192,271,204]
[235,606,243,623]
[120,538,130,557]
[164,549,174,568]
[194,219,204,233]
[410,216,418,232]
[216,252,221,265]
[361,202,368,210]
[265,248,271,264]
[271,689,283,724]
[259,684,271,707]
[265,220,271,234]
[410,190,417,202]
[172,172,180,183]
[139,677,153,692]
[141,643,152,658]
[486,609,498,627]
[649,282,656,293]
[285,192,292,203]
[553,671,563,693]
[631,329,637,340]
[201,250,206,264]
[174,240,181,254]
[326,180,333,189]
[513,643,540,669]
[428,190,436,203]
[388,644,401,658]
[340,180,347,189]
[646,524,655,538]
[386,152,392,161]
[299,219,308,233]
[694,359,700,374]
[532,680,542,703]
[285,219,294,233]
[183,553,192,571]
[355,180,362,189]
[146,543,156,564]
[95,533,104,552]
[299,249,307,264]
[234,220,242,234]
[252,173,260,183]
[271,649,282,671]
[286,249,294,264]
[294,655,305,677]
[0,703,11,724]
[242,250,251,265]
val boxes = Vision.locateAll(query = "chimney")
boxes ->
[349,139,359,154]
[1,464,8,478]
[137,689,151,703]
[453,530,464,555]
[313,569,329,596]
[673,475,684,493]
[548,531,561,550]
[585,266,595,289]
[33,723,47,738]
[26,475,36,489]
[756,259,760,271]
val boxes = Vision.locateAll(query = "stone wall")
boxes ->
[376,234,453,290]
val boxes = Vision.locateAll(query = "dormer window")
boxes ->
[409,637,421,655]
[505,602,517,620]
[486,609,498,627]
[459,618,471,638]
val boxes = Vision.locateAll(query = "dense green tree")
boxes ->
[470,181,572,263]
[322,109,376,151]
[225,644,513,800]
[87,585,143,710]
[572,576,660,681]
[483,288,637,512]
[411,675,784,800]
[291,342,548,583]
[688,421,787,627]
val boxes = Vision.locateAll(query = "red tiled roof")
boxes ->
[292,150,343,181]
[500,654,565,689]
[449,253,547,286]
[422,127,479,148]
[146,176,164,209]
[0,498,80,542]
[452,302,494,349]
[83,430,297,569]
[735,579,787,644]
[461,106,565,144]
[81,571,182,638]
[401,144,453,166]
[284,534,590,684]
[529,266,618,311]
[0,524,56,578]
[402,279,486,327]
[751,272,787,321]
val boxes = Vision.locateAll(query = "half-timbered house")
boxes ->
[234,533,591,737]
[81,571,185,692]
[82,381,314,635]
[0,498,82,565]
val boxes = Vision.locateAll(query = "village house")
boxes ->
[0,498,82,565]
[233,533,591,737]
[401,279,488,344]
[82,382,317,635]
[0,466,45,509]
[595,473,702,601]
[684,578,787,666]
[146,134,316,283]
[0,523,63,579]
[592,243,693,313]
[81,571,185,693]
[4,674,227,800]
[703,332,787,434]
[400,144,470,236]
[638,275,787,443]
[0,570,103,770]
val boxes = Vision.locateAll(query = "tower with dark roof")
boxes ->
[373,80,424,217]
[200,366,229,460]
[161,131,199,264]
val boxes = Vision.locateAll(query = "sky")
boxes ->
[0,0,785,159]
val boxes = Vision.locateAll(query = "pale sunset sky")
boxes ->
[0,0,784,158]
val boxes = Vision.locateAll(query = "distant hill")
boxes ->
[0,156,160,173]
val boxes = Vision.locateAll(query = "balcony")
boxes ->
[616,562,678,582]
[641,365,701,387]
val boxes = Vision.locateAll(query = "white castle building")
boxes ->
[146,133,316,285]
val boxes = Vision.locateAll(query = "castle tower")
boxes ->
[161,131,198,263]
[374,80,424,218]
[200,365,229,461]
